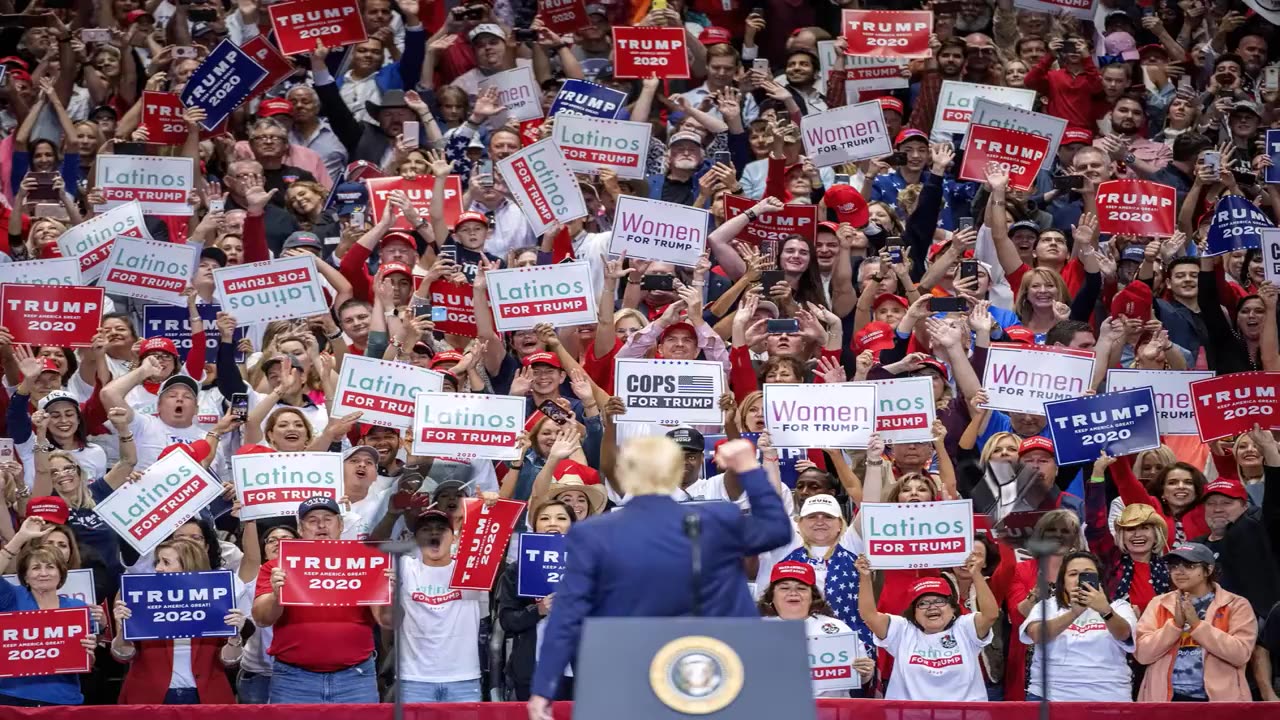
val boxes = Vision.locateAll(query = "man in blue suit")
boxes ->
[527,437,792,720]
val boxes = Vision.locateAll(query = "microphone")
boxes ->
[684,513,702,617]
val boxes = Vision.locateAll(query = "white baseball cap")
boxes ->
[800,494,842,518]
[469,23,505,42]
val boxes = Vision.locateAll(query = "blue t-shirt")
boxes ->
[0,579,90,705]
[66,479,123,580]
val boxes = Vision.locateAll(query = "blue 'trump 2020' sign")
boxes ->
[180,40,268,130]
[120,570,237,640]
[1044,387,1161,466]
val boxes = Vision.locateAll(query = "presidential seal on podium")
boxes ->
[648,635,744,715]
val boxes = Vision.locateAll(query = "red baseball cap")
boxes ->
[907,577,954,606]
[659,321,697,344]
[161,440,213,463]
[139,337,179,359]
[1018,435,1054,457]
[1004,326,1036,345]
[124,9,154,24]
[770,560,816,586]
[35,358,60,374]
[1203,479,1247,502]
[872,293,908,310]
[233,443,275,457]
[852,321,896,355]
[381,262,413,278]
[522,351,562,369]
[895,128,929,147]
[383,231,417,249]
[455,211,488,228]
[698,25,732,46]
[1111,281,1153,322]
[1062,128,1093,146]
[429,350,464,369]
[878,96,905,116]
[26,496,69,526]
[258,98,293,117]
[918,357,950,381]
[823,184,869,227]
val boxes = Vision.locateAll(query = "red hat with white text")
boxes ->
[1018,435,1054,457]
[770,561,816,586]
[907,577,954,605]
[26,496,69,526]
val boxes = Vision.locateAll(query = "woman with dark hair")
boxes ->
[498,499,578,701]
[768,235,832,312]
[10,77,82,196]
[856,551,999,701]
[759,355,806,384]
[1110,456,1208,545]
[1020,550,1139,701]
[759,561,874,697]
[945,532,1006,699]
[1197,262,1276,374]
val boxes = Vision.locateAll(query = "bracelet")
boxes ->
[744,209,759,221]
[327,329,343,340]
[118,434,135,443]
[35,443,54,453]
[206,431,221,440]
[865,459,884,466]
[0,547,13,557]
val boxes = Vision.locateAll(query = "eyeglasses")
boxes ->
[231,172,264,181]
[916,598,949,609]
[251,135,286,143]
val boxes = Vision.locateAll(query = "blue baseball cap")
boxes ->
[334,182,368,216]
[1120,245,1146,263]
[297,495,341,519]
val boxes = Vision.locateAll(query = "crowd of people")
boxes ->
[0,0,1279,709]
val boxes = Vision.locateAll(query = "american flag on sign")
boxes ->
[677,376,715,394]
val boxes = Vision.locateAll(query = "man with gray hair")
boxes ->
[244,118,319,206]
[223,158,299,257]
[286,85,349,181]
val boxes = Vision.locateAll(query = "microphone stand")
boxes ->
[371,540,421,720]
[1026,538,1058,720]
[684,513,702,617]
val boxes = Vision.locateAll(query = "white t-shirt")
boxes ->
[16,440,106,490]
[127,413,208,469]
[779,614,869,698]
[341,488,391,541]
[1018,597,1137,702]
[875,613,992,702]
[398,558,485,683]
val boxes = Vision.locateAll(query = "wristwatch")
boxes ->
[744,209,759,221]
[1100,610,1115,621]
[1123,152,1136,166]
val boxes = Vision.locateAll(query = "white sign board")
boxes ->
[1013,0,1094,20]
[0,258,82,287]
[933,81,1037,137]
[1262,228,1280,285]
[232,451,343,521]
[800,101,892,167]
[808,633,865,693]
[970,98,1067,175]
[412,392,525,461]
[212,255,329,325]
[101,236,198,305]
[609,195,709,267]
[485,261,597,331]
[95,154,195,216]
[477,65,543,122]
[861,376,935,443]
[332,354,444,430]
[615,358,724,426]
[5,568,96,605]
[57,200,153,284]
[981,343,1095,415]
[554,115,651,180]
[497,140,588,235]
[861,499,974,569]
[1106,369,1216,436]
[763,382,876,449]
[93,450,223,555]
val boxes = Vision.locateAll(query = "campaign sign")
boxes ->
[1206,194,1273,256]
[981,343,1094,415]
[485,261,596,332]
[57,200,151,283]
[451,497,525,591]
[722,195,818,244]
[1107,369,1214,436]
[143,303,245,364]
[212,255,328,325]
[764,383,876,449]
[120,571,236,640]
[141,91,189,145]
[0,607,91,679]
[1013,0,1094,18]
[0,284,103,347]
[93,450,223,555]
[1044,388,1161,466]
[332,354,444,430]
[517,532,566,598]
[843,58,909,92]
[428,279,478,337]
[180,40,268,131]
[0,258,81,287]
[808,634,864,692]
[959,124,1050,191]
[232,452,343,521]
[1190,371,1280,441]
[539,0,589,34]
[4,569,95,606]
[269,0,367,56]
[1095,179,1177,237]
[1263,228,1280,285]
[548,79,626,119]
[862,376,935,443]
[841,10,932,59]
[412,392,525,461]
[861,499,973,569]
[554,115,651,179]
[701,432,804,487]
[365,174,463,232]
[478,65,543,123]
[278,540,391,606]
[612,27,689,79]
[970,99,1067,173]
[1267,129,1280,184]
[95,155,195,216]
[242,37,296,99]
[933,81,1037,136]
[101,236,198,306]
[801,101,892,167]
[497,141,588,235]
[609,196,708,266]
[615,359,725,426]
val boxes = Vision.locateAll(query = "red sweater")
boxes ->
[118,637,234,704]
[1023,54,1104,132]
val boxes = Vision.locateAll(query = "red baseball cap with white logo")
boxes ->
[26,496,69,526]
[1203,479,1247,501]
[139,337,179,359]
[1018,435,1055,457]
[907,577,954,605]
[770,560,816,586]
[522,352,562,369]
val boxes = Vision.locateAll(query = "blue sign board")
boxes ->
[1206,194,1273,256]
[180,40,268,130]
[517,532,566,598]
[1266,129,1280,184]
[143,303,244,364]
[549,79,627,119]
[702,432,802,488]
[1044,387,1161,466]
[120,570,237,640]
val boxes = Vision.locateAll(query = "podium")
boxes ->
[573,617,816,719]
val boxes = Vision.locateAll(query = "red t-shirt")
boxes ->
[255,558,378,672]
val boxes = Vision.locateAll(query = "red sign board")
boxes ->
[1095,179,1177,237]
[612,27,690,79]
[0,284,104,347]
[1189,371,1280,442]
[365,175,463,232]
[519,118,545,147]
[959,124,1051,192]
[278,539,391,606]
[450,498,525,591]
[0,607,92,678]
[242,37,296,99]
[268,0,368,56]
[141,92,189,146]
[841,10,933,59]
[428,279,478,337]
[722,194,818,244]
[538,0,590,34]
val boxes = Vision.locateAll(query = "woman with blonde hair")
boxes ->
[1015,266,1094,339]
[284,180,339,238]
[735,390,764,432]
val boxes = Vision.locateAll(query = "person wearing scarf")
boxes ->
[1086,468,1172,618]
